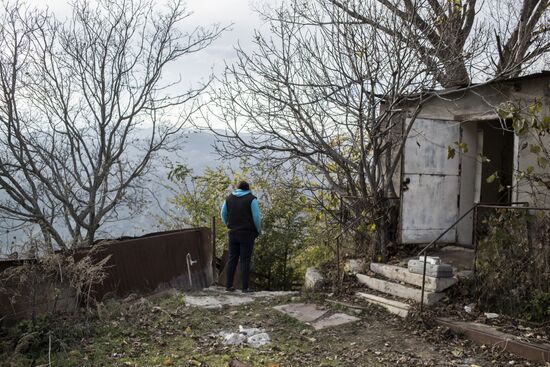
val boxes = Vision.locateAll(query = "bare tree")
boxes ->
[0,0,224,249]
[329,0,549,87]
[200,1,441,258]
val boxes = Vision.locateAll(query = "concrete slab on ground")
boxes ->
[185,295,254,309]
[438,317,550,363]
[204,286,297,299]
[310,313,360,330]
[273,303,329,322]
[355,292,410,318]
[185,287,297,309]
[273,303,360,330]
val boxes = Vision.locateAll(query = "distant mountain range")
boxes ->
[0,130,233,254]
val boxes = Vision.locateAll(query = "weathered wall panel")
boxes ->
[400,118,460,244]
[457,122,478,246]
[0,228,212,321]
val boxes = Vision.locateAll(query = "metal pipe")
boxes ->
[473,204,478,275]
[418,202,546,313]
[418,203,479,313]
[420,254,427,313]
[211,216,216,281]
[186,253,197,288]
[476,205,549,210]
[418,204,479,256]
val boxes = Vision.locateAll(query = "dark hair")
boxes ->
[237,181,250,191]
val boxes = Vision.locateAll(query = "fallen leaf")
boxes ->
[451,349,463,357]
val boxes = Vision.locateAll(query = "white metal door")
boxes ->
[400,118,460,244]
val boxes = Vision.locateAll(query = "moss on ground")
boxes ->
[0,291,527,367]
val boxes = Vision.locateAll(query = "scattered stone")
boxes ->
[220,332,247,346]
[247,332,270,348]
[484,312,499,319]
[238,325,264,336]
[304,268,325,290]
[309,312,360,330]
[418,256,441,265]
[344,259,366,274]
[219,326,270,348]
[273,303,328,322]
[185,295,254,309]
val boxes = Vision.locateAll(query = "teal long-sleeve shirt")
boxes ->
[220,189,262,235]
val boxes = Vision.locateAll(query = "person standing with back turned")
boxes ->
[220,181,262,293]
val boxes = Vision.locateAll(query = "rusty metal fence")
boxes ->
[0,228,212,321]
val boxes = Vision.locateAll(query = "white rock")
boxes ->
[484,312,499,319]
[304,268,325,290]
[344,259,366,274]
[238,325,265,336]
[247,333,270,348]
[221,332,246,346]
[418,256,441,265]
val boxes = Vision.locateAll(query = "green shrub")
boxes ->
[474,209,550,321]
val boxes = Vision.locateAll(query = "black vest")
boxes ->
[226,193,257,236]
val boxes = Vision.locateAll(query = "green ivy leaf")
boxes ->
[537,156,548,169]
[529,144,541,154]
[529,102,542,114]
[367,223,377,234]
[447,146,456,159]
[512,118,527,134]
[478,154,490,163]
[486,171,499,184]
[497,107,510,119]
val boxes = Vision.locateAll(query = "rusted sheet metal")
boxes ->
[437,317,550,363]
[76,228,213,300]
[0,228,212,320]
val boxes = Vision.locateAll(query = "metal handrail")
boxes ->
[417,201,531,312]
[417,204,479,312]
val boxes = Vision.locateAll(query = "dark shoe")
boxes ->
[225,287,236,292]
[241,288,254,293]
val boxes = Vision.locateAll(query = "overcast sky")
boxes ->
[40,0,267,87]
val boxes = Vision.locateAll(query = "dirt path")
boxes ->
[2,289,542,366]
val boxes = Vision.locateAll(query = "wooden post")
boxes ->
[212,216,216,281]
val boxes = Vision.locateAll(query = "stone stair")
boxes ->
[355,262,458,318]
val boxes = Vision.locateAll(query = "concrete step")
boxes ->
[370,263,457,292]
[355,292,410,318]
[356,273,445,306]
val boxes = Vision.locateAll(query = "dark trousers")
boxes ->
[226,233,255,290]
